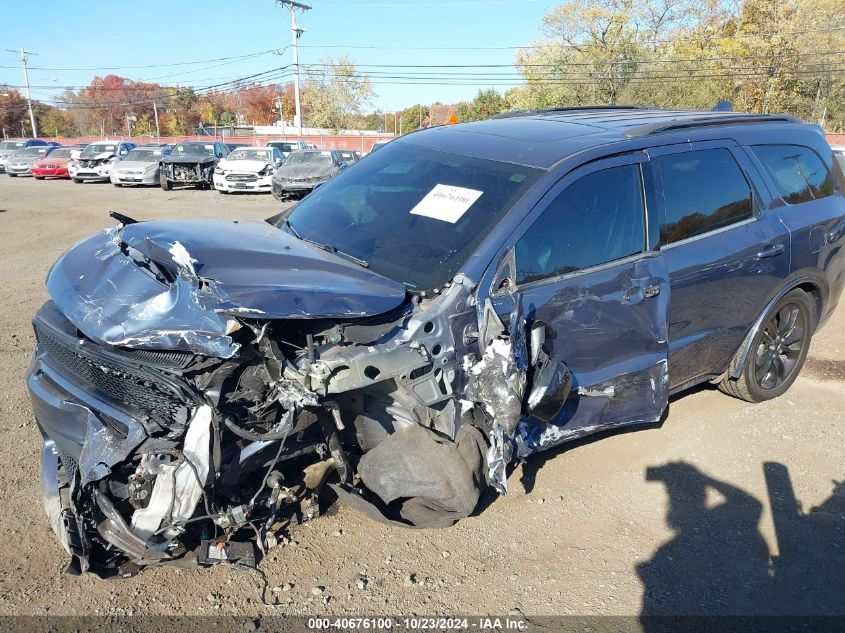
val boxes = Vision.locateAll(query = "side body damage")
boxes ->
[28,219,576,576]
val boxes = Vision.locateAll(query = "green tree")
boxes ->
[37,106,77,138]
[455,90,510,122]
[398,104,430,134]
[132,114,155,138]
[301,57,374,131]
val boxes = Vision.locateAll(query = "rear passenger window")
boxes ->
[655,148,753,244]
[515,164,645,285]
[751,145,834,204]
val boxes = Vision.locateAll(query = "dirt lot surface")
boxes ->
[0,176,842,618]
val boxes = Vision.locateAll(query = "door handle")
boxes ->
[644,283,661,298]
[756,243,785,259]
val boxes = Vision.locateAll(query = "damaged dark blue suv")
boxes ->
[27,107,845,577]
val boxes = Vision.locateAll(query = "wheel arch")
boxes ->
[728,276,825,380]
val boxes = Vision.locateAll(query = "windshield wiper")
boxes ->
[284,220,369,268]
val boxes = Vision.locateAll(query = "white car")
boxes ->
[266,140,308,158]
[72,141,135,183]
[213,146,285,194]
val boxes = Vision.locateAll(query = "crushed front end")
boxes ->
[161,159,216,187]
[28,218,571,577]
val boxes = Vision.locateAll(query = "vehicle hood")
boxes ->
[0,149,21,159]
[113,159,158,171]
[161,154,217,165]
[11,155,40,165]
[217,158,273,173]
[275,163,338,179]
[80,151,116,161]
[45,219,407,357]
[36,156,68,166]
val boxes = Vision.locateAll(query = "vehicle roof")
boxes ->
[397,107,817,169]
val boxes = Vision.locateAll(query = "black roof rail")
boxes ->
[491,105,657,120]
[625,114,801,137]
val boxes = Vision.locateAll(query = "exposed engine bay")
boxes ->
[161,161,215,185]
[27,216,573,578]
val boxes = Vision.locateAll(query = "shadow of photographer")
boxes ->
[637,461,843,620]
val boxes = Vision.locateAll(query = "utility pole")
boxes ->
[6,48,38,138]
[275,1,311,135]
[153,100,160,138]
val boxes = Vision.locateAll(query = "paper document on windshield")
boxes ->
[410,184,483,223]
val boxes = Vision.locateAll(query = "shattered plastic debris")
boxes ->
[131,406,212,539]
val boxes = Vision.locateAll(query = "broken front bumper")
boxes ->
[26,301,217,575]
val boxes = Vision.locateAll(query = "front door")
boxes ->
[484,153,670,456]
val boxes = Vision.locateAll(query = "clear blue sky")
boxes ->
[1,0,557,112]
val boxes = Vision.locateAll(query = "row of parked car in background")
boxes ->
[0,137,378,199]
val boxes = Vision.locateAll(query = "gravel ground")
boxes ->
[0,176,842,618]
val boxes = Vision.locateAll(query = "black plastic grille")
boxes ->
[34,322,190,430]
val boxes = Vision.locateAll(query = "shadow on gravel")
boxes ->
[637,461,844,620]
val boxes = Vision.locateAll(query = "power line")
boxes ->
[297,25,845,50]
[315,0,539,5]
[0,48,282,72]
[11,50,845,92]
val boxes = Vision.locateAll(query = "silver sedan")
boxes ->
[110,146,169,186]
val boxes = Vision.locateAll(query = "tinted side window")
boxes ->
[515,164,645,285]
[655,148,753,244]
[752,144,834,204]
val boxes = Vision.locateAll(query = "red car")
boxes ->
[31,146,78,179]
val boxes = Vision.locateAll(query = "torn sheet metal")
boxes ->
[46,220,409,357]
[48,227,242,358]
[118,220,407,318]
[463,297,528,493]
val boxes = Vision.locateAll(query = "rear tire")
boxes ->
[718,289,814,403]
[34,176,44,180]
[160,178,172,191]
